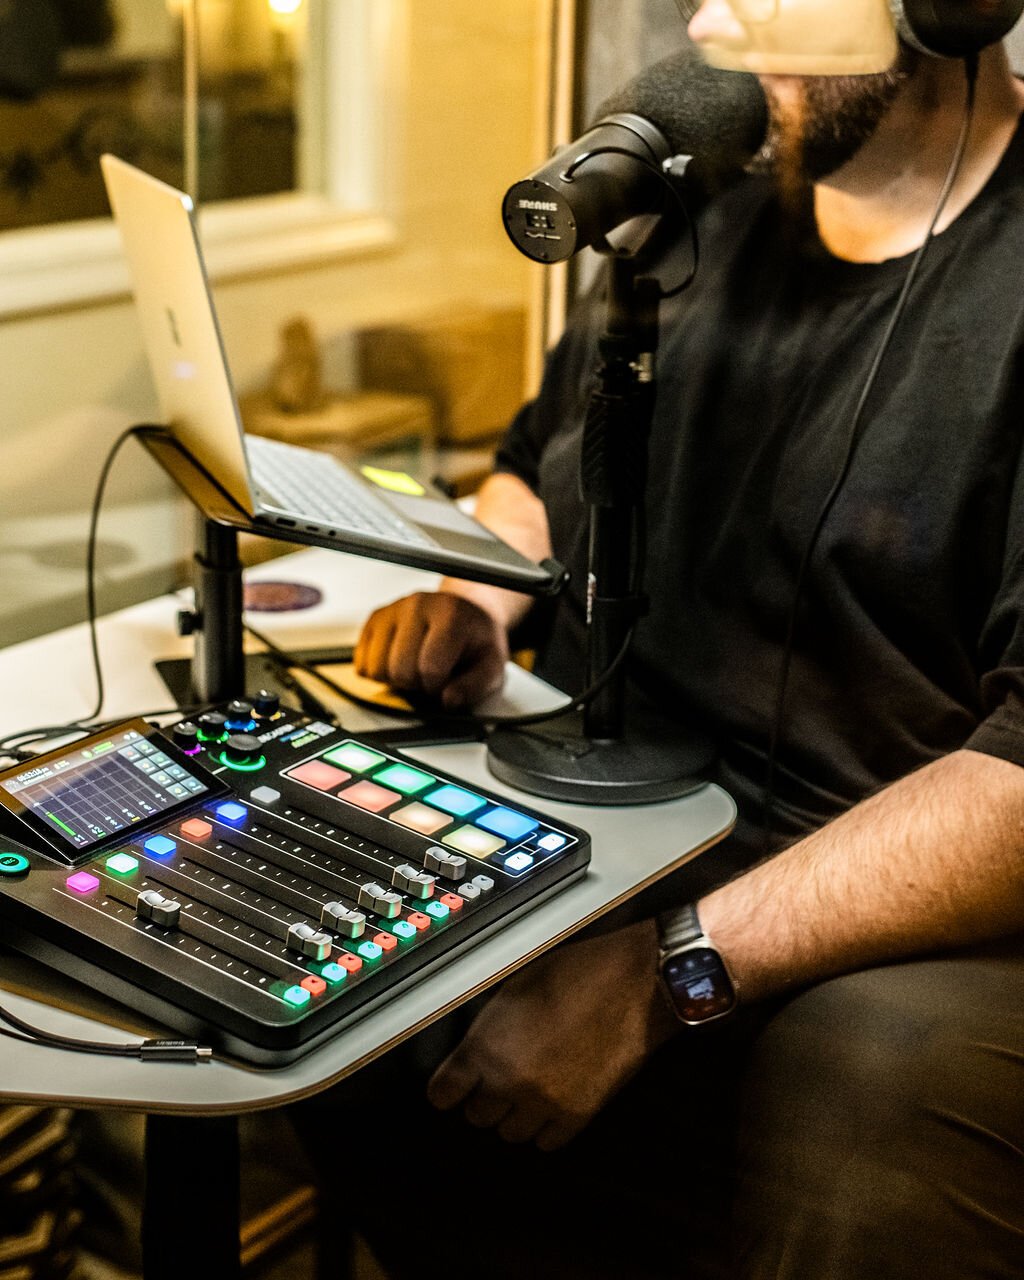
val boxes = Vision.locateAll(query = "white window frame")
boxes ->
[0,0,406,320]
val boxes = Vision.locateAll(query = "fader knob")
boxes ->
[172,721,201,751]
[222,733,265,767]
[252,689,281,718]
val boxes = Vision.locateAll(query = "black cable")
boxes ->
[0,1000,212,1061]
[760,57,979,847]
[0,427,143,759]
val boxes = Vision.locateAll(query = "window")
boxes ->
[0,0,401,318]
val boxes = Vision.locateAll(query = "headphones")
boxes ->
[893,0,1024,57]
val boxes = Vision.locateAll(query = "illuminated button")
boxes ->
[407,912,431,932]
[106,853,139,875]
[392,920,417,940]
[282,985,311,1009]
[504,852,535,873]
[424,784,486,818]
[391,802,451,836]
[300,975,327,997]
[144,835,177,858]
[440,893,464,912]
[425,901,449,922]
[372,763,435,796]
[342,781,401,814]
[372,931,398,952]
[538,832,567,852]
[180,818,212,840]
[0,853,29,876]
[215,802,248,825]
[250,786,281,806]
[357,941,384,962]
[337,953,363,974]
[321,962,347,985]
[442,826,506,859]
[323,742,387,774]
[288,760,352,792]
[67,871,100,894]
[476,807,539,841]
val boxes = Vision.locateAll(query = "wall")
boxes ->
[0,0,551,648]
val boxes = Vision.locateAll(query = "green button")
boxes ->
[0,853,30,876]
[372,762,435,796]
[106,852,139,875]
[324,742,387,774]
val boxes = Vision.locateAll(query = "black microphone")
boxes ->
[502,45,767,263]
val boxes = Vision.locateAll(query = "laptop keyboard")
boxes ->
[246,436,435,547]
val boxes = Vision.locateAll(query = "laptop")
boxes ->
[100,154,563,595]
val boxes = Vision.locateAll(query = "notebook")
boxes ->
[100,154,562,595]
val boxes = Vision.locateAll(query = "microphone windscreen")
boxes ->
[593,44,767,180]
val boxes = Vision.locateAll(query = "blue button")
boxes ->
[424,784,486,817]
[144,835,177,858]
[476,807,539,841]
[215,801,248,825]
[321,962,347,985]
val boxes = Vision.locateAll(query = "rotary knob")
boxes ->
[222,733,265,767]
[197,711,228,740]
[252,689,281,718]
[172,721,201,751]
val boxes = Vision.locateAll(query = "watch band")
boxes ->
[656,902,703,953]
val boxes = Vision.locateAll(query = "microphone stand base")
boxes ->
[486,713,716,806]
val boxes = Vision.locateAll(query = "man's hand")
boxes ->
[426,920,679,1150]
[354,591,509,710]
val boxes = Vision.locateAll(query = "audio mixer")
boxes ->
[0,695,590,1064]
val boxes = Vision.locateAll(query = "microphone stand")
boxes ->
[487,251,716,804]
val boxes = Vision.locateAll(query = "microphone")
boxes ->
[502,45,767,263]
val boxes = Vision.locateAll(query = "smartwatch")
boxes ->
[657,903,738,1026]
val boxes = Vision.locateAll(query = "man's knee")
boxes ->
[734,949,1024,1279]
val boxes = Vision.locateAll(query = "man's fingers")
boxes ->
[462,1087,514,1131]
[354,608,398,681]
[426,1051,478,1111]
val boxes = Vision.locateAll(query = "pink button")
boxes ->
[288,760,352,791]
[300,975,327,996]
[340,780,401,813]
[181,818,212,840]
[407,912,431,932]
[372,931,398,952]
[337,953,363,973]
[67,871,100,894]
[440,893,465,912]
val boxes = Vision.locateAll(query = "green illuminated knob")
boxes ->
[222,733,265,767]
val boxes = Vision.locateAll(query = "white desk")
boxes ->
[0,547,735,1274]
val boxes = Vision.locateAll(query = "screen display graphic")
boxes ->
[0,727,210,856]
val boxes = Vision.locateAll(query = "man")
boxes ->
[311,4,1024,1276]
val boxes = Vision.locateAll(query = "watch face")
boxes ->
[662,947,736,1023]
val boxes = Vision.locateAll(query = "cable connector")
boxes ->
[137,1038,213,1062]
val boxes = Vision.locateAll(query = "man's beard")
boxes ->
[752,45,921,184]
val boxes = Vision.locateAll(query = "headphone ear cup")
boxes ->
[892,0,1024,57]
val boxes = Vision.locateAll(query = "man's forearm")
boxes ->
[440,472,553,633]
[699,748,1024,1003]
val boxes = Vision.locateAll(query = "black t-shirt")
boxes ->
[497,118,1024,853]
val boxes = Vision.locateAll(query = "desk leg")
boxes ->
[143,1114,241,1279]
